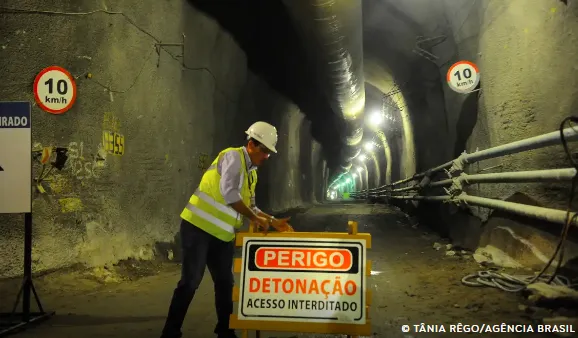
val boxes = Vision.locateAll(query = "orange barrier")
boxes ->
[230,221,372,338]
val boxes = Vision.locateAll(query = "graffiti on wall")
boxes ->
[32,140,108,188]
[103,112,121,132]
[102,112,125,157]
[66,141,107,180]
[102,131,125,156]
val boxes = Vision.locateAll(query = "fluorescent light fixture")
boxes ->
[364,142,374,152]
[368,111,384,126]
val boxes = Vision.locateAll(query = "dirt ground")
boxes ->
[0,204,571,338]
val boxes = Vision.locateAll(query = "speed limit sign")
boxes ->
[33,66,77,114]
[446,61,480,94]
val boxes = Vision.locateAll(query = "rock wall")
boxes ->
[0,0,323,278]
[363,0,578,269]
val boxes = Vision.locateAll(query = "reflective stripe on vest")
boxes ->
[194,190,239,219]
[184,202,235,234]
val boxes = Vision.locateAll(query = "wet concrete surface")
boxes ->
[0,204,562,337]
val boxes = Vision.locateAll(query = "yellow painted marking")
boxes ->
[49,175,69,194]
[102,130,125,156]
[103,112,121,131]
[58,198,83,213]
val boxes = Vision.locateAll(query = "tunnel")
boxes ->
[1,0,578,337]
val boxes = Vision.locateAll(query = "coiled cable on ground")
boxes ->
[461,270,577,292]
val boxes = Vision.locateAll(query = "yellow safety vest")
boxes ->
[180,147,258,242]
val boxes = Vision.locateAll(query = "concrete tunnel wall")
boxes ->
[0,1,326,278]
[361,0,578,269]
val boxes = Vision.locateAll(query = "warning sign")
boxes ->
[446,60,480,94]
[238,237,367,324]
[33,66,77,114]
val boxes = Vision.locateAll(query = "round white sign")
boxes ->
[33,66,77,114]
[446,61,480,94]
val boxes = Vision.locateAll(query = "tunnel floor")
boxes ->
[0,204,556,338]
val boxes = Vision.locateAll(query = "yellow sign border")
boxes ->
[230,221,372,338]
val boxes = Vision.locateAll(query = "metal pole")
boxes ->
[365,169,369,200]
[22,213,32,322]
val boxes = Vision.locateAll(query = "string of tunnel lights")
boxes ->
[328,77,411,198]
[327,108,387,199]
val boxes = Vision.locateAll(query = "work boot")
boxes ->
[216,329,238,338]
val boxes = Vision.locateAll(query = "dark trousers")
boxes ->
[161,220,235,338]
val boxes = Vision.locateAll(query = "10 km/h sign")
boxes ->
[238,237,367,324]
[33,66,77,114]
[446,60,480,94]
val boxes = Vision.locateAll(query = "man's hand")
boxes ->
[252,215,270,232]
[272,217,294,232]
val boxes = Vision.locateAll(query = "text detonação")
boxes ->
[248,276,358,298]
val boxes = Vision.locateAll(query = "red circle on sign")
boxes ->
[446,61,480,82]
[33,66,77,115]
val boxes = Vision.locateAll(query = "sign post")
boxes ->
[230,221,372,337]
[0,102,54,337]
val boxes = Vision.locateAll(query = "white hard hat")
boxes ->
[245,121,278,153]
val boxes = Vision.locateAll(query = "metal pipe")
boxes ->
[385,127,578,188]
[428,168,577,187]
[465,128,578,163]
[390,195,450,202]
[365,166,369,200]
[383,168,576,193]
[388,194,578,227]
[460,194,577,226]
[391,185,419,192]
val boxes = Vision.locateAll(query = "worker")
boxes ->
[160,121,293,338]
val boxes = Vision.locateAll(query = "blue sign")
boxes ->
[0,101,32,213]
[0,101,31,128]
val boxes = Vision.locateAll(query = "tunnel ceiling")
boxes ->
[189,0,448,177]
[187,0,346,168]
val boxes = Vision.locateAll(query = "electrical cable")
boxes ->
[461,116,578,292]
[0,6,239,101]
[88,45,156,94]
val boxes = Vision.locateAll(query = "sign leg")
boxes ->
[22,213,32,322]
